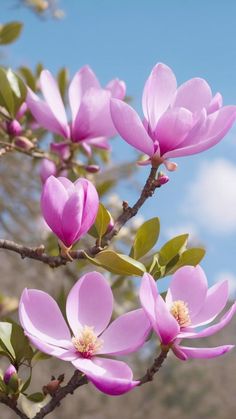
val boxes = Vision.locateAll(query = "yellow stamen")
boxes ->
[170,300,191,327]
[72,326,103,358]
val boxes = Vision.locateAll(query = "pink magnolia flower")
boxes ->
[111,63,236,170]
[40,159,57,183]
[140,266,236,360]
[26,66,126,155]
[19,271,151,395]
[4,364,17,384]
[41,175,99,248]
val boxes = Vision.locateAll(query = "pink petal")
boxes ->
[106,79,126,99]
[50,141,71,160]
[172,78,212,113]
[166,266,208,318]
[74,178,99,239]
[25,334,77,361]
[86,136,111,150]
[19,289,71,347]
[98,309,151,356]
[40,159,57,184]
[164,106,236,159]
[155,107,193,155]
[69,66,100,121]
[57,176,74,193]
[191,280,229,327]
[175,345,234,360]
[41,175,68,240]
[26,89,69,138]
[61,191,84,247]
[72,357,139,395]
[142,63,177,130]
[66,272,113,337]
[139,273,158,326]
[72,88,116,140]
[40,70,68,129]
[178,303,236,340]
[110,99,154,156]
[207,92,223,114]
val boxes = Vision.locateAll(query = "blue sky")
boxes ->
[2,0,236,291]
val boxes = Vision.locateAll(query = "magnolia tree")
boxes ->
[0,15,236,419]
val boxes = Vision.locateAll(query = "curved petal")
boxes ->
[40,159,57,184]
[139,273,158,325]
[66,272,113,337]
[164,106,236,159]
[41,176,68,240]
[74,178,99,239]
[26,89,69,138]
[72,88,116,140]
[99,309,151,356]
[72,357,139,395]
[19,289,71,347]
[166,266,208,318]
[175,345,234,360]
[207,92,222,114]
[86,136,111,150]
[191,280,229,327]
[106,79,126,99]
[69,66,100,121]
[61,191,84,247]
[142,63,177,130]
[40,70,68,128]
[25,334,77,361]
[178,303,236,340]
[172,78,212,113]
[50,141,71,160]
[155,107,193,155]
[110,99,154,156]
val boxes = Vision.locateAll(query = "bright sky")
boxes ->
[2,0,236,292]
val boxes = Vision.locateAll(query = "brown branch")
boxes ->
[138,346,169,385]
[33,371,88,419]
[0,165,161,267]
[0,395,28,419]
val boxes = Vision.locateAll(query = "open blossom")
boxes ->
[26,66,126,155]
[41,175,99,247]
[19,271,151,395]
[140,266,236,360]
[111,63,236,170]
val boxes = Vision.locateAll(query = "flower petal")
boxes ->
[27,89,69,138]
[172,78,212,113]
[25,334,77,361]
[41,175,68,240]
[19,289,71,347]
[99,309,151,356]
[110,99,154,156]
[72,357,139,395]
[106,79,126,99]
[86,136,111,150]
[40,70,68,129]
[191,280,229,327]
[61,191,84,247]
[174,345,234,360]
[69,66,100,121]
[155,107,193,155]
[178,303,236,339]
[66,272,113,337]
[207,92,223,114]
[142,63,177,130]
[139,273,158,325]
[74,178,99,239]
[166,266,208,318]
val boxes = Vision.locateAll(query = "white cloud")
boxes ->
[165,223,202,247]
[184,158,236,234]
[214,271,236,298]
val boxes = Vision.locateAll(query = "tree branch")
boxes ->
[138,346,169,385]
[0,395,28,419]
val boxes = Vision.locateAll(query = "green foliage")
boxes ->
[19,66,37,91]
[89,203,112,239]
[86,250,146,276]
[27,392,45,403]
[0,68,26,117]
[0,22,23,45]
[130,217,160,260]
[158,234,189,266]
[0,322,33,366]
[57,67,69,99]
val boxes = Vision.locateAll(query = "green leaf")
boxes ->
[20,372,32,393]
[94,203,111,239]
[0,68,15,116]
[7,373,19,393]
[6,69,27,113]
[130,217,160,260]
[0,22,23,45]
[158,234,189,266]
[95,250,146,276]
[10,323,34,365]
[170,247,206,273]
[27,392,45,403]
[19,66,36,91]
[57,67,68,99]
[0,376,7,393]
[0,322,15,360]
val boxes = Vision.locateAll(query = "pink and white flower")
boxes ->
[19,271,151,395]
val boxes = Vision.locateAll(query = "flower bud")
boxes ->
[14,136,34,150]
[6,120,22,136]
[40,159,57,184]
[157,172,170,186]
[4,364,17,384]
[85,164,100,173]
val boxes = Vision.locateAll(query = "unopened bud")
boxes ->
[43,379,61,396]
[4,364,17,385]
[6,120,22,136]
[14,136,34,150]
[157,172,169,186]
[85,164,100,173]
[40,159,57,184]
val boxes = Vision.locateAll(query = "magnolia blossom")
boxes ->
[41,175,99,247]
[19,271,151,395]
[140,266,236,359]
[111,63,236,169]
[3,364,17,384]
[27,66,126,155]
[40,159,57,183]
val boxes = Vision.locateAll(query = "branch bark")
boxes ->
[138,346,169,385]
[0,395,28,419]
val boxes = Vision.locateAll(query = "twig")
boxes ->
[0,395,28,419]
[138,346,169,385]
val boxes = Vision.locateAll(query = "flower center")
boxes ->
[170,300,191,327]
[72,326,103,358]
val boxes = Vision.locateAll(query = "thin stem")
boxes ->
[138,346,169,385]
[0,395,28,419]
